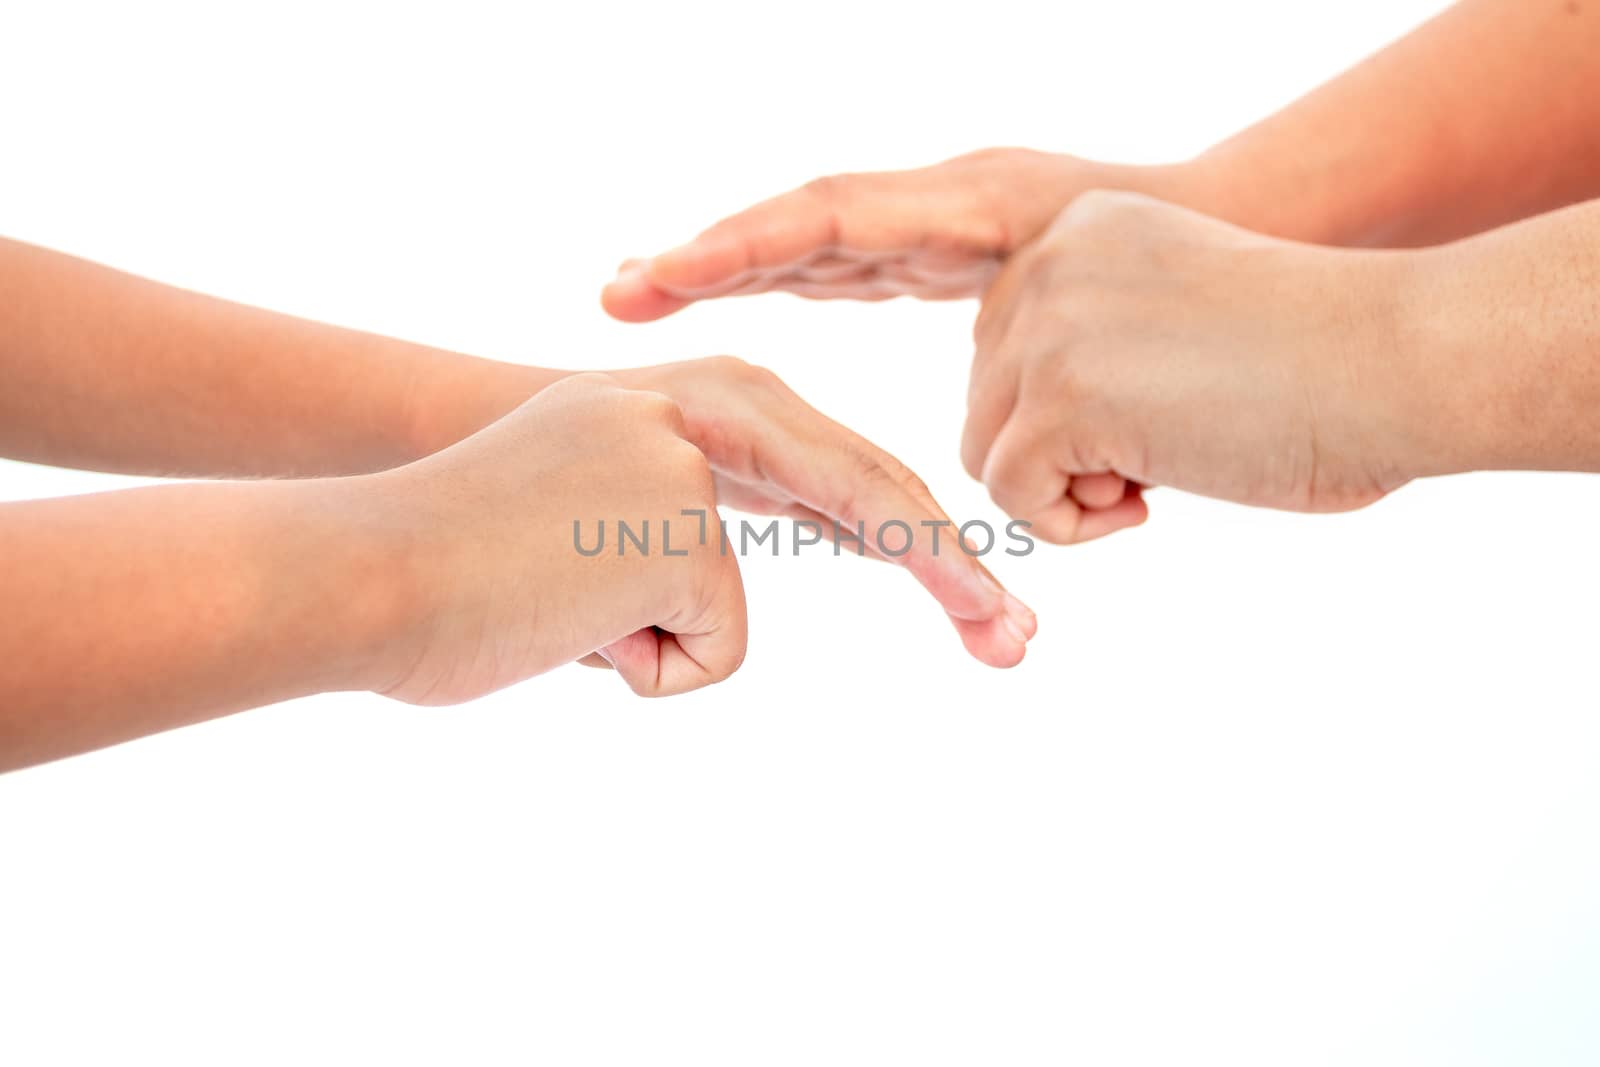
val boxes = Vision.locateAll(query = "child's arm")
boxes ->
[0,235,557,477]
[0,376,754,772]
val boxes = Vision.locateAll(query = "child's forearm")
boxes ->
[0,478,406,771]
[0,237,560,477]
[0,373,781,772]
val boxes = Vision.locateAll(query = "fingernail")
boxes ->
[655,242,697,265]
[1003,593,1036,640]
[612,263,646,285]
[1001,611,1029,645]
[1004,592,1035,624]
[595,646,617,667]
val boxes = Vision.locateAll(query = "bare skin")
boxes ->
[0,375,750,770]
[0,242,1034,772]
[604,0,1600,317]
[962,191,1600,540]
[601,0,1600,539]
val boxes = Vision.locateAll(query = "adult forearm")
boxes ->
[0,237,559,477]
[1403,200,1600,476]
[1185,0,1600,247]
[0,478,408,770]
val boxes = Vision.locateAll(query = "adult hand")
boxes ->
[364,373,747,702]
[964,191,1436,544]
[602,149,1193,321]
[614,356,1037,668]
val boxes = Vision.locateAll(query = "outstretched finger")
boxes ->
[755,413,1037,667]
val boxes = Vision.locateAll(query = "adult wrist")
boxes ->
[1034,154,1197,222]
[1175,143,1362,246]
[1066,154,1321,244]
[1378,244,1514,480]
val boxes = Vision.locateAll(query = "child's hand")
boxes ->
[615,357,1036,667]
[364,373,747,703]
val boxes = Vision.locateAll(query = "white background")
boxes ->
[3,1,1598,1063]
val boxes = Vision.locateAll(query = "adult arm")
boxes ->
[955,190,1600,543]
[602,0,1600,320]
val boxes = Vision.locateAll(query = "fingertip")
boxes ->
[598,628,659,695]
[1083,493,1149,541]
[1068,472,1128,510]
[952,614,1029,669]
[600,267,691,322]
[656,627,747,696]
[1003,592,1037,641]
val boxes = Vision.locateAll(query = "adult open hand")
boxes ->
[601,149,1192,322]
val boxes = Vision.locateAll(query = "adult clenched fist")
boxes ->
[964,192,1435,543]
